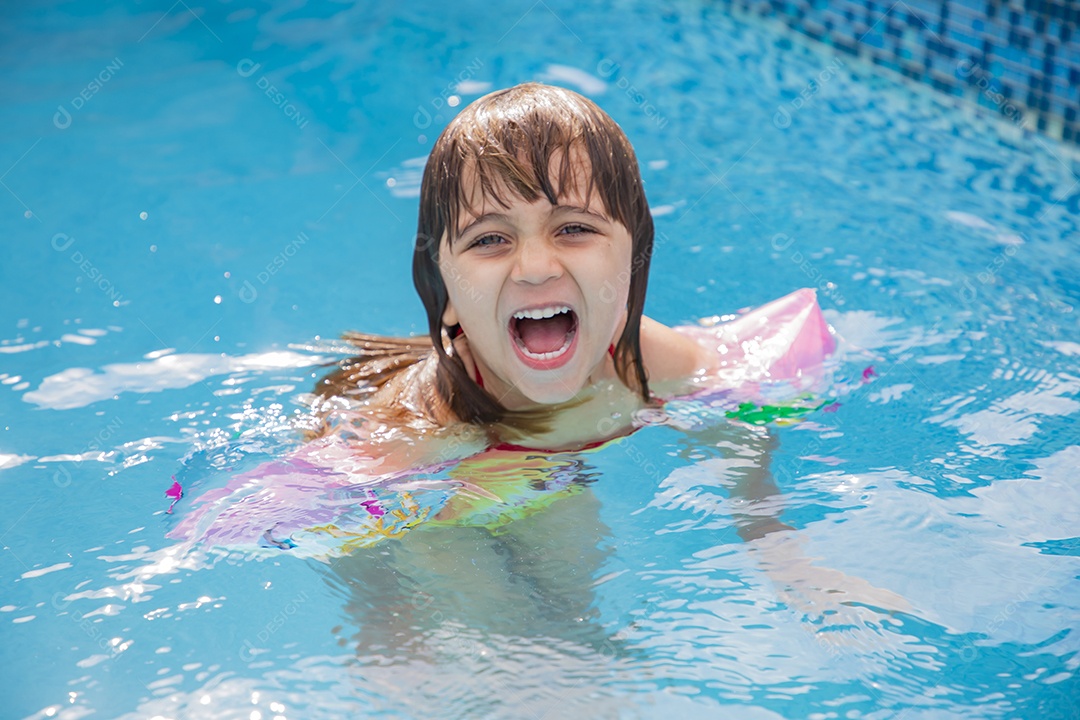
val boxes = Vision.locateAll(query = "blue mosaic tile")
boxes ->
[713,0,1080,143]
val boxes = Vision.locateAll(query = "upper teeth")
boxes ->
[513,305,571,320]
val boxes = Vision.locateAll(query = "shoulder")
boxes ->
[639,315,716,386]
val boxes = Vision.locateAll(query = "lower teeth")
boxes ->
[518,331,574,360]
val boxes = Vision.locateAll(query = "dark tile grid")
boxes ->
[716,0,1080,143]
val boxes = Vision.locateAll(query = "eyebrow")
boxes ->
[453,205,610,244]
[454,212,511,244]
[556,204,610,223]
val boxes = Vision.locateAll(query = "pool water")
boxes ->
[2,0,1079,718]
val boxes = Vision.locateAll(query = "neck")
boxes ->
[491,377,647,450]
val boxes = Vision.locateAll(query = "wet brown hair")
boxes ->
[320,82,654,432]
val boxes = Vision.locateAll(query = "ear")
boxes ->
[442,302,459,328]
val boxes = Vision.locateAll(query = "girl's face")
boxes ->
[439,158,633,409]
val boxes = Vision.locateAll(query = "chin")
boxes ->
[517,378,584,407]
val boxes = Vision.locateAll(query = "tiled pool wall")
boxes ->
[717,0,1080,144]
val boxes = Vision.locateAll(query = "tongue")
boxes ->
[516,313,574,354]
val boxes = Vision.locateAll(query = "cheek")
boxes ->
[599,274,631,313]
[592,239,635,309]
[439,258,490,320]
[439,258,466,299]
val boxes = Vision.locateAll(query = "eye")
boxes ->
[467,233,507,250]
[558,223,595,236]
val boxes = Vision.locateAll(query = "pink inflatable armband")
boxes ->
[675,288,836,398]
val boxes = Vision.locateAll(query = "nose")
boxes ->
[511,237,563,285]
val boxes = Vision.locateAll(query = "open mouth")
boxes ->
[509,305,579,366]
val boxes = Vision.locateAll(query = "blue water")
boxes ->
[2,1,1079,718]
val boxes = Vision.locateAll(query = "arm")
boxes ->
[726,430,796,542]
[639,314,718,387]
[676,420,911,619]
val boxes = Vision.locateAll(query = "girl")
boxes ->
[312,82,834,456]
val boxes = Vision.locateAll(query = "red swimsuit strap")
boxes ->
[490,437,611,452]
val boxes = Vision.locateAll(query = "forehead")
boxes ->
[454,146,603,230]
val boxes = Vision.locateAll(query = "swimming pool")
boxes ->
[2,0,1078,717]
